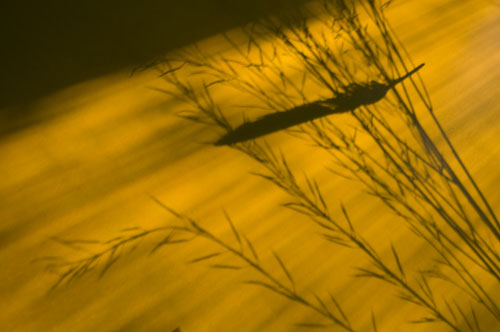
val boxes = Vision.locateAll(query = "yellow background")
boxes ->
[1,0,499,331]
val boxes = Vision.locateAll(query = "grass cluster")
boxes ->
[45,0,499,331]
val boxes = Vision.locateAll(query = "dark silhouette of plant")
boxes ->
[44,0,499,331]
[215,63,424,145]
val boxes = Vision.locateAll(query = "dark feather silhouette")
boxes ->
[215,63,424,146]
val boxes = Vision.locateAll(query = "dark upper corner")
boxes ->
[0,0,310,112]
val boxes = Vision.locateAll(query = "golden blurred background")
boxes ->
[1,0,499,331]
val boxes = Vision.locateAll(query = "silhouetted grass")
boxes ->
[214,63,424,145]
[44,0,499,331]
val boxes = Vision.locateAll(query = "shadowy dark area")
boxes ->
[0,0,308,135]
[216,63,424,145]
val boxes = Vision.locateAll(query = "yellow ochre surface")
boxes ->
[1,0,499,331]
